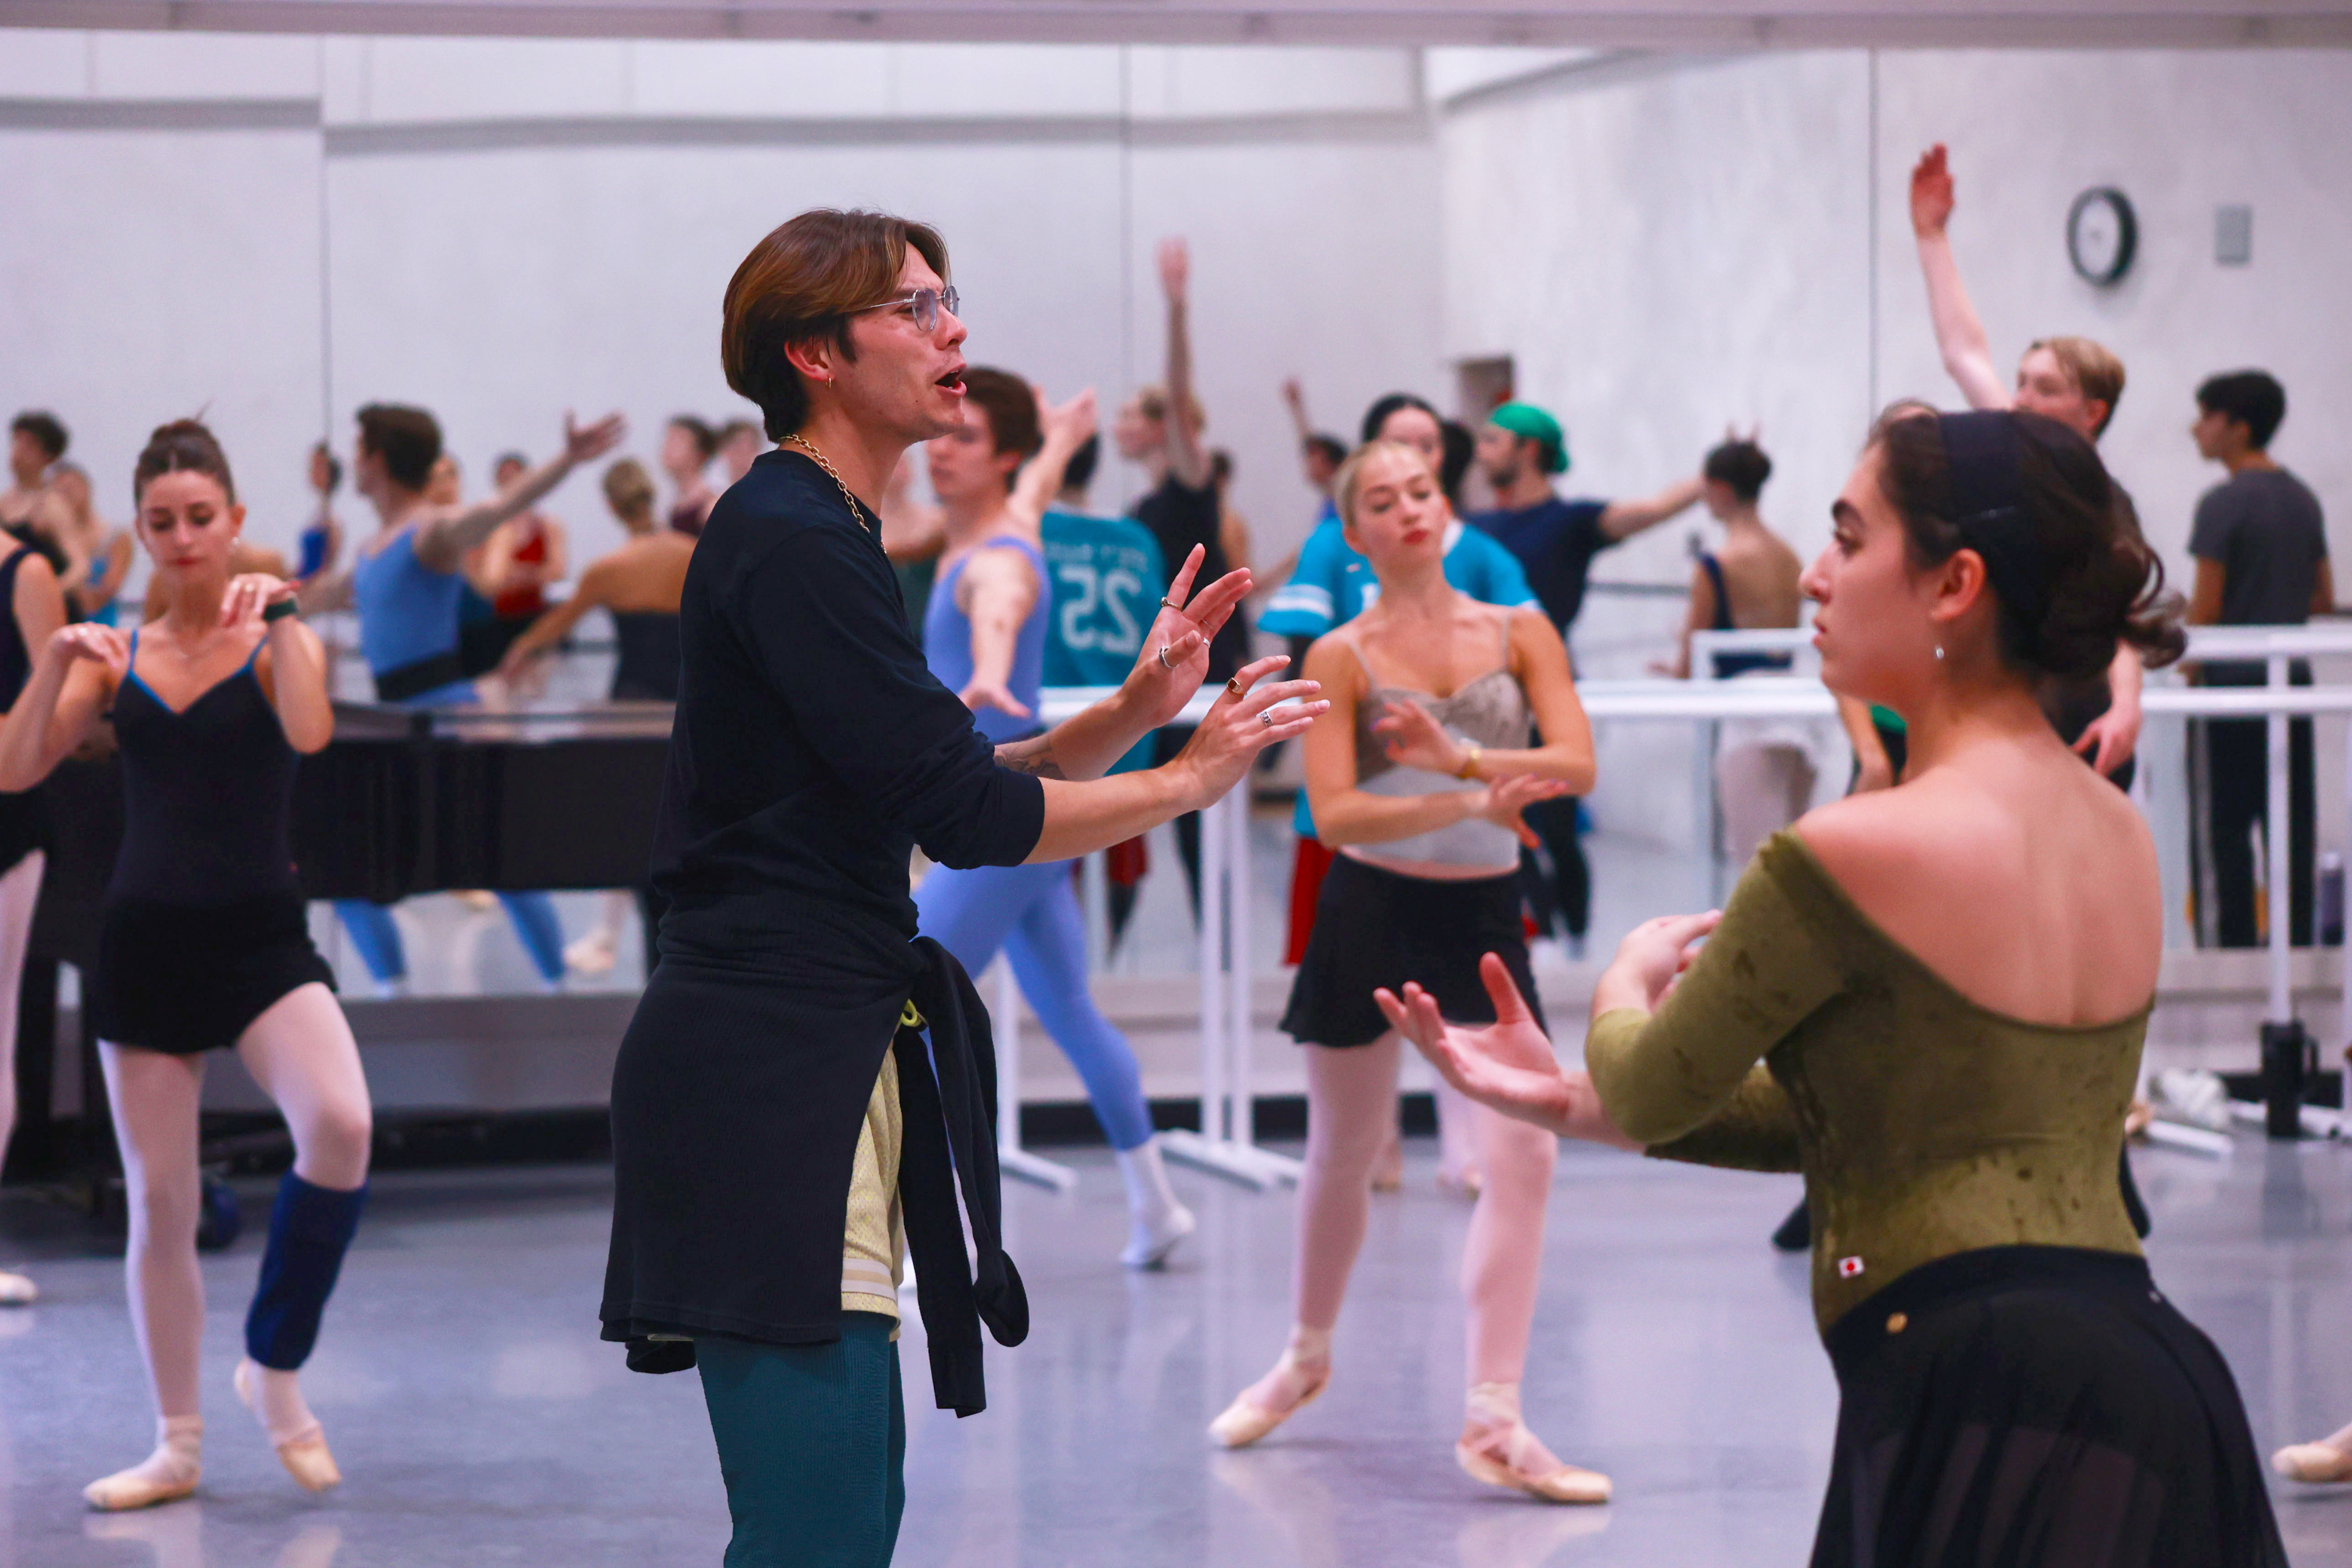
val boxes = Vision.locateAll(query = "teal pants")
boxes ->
[697,1313,906,1568]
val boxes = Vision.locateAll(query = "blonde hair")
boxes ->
[1134,383,1205,433]
[2026,336,2126,436]
[602,457,657,526]
[1331,439,1435,530]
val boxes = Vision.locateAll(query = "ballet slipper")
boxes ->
[2273,1442,2352,1484]
[1209,1332,1331,1449]
[0,1268,34,1305]
[236,1358,342,1494]
[1458,1383,1611,1505]
[1121,1201,1196,1270]
[84,1415,203,1511]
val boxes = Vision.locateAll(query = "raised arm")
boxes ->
[1598,475,1705,542]
[1911,144,2010,413]
[0,622,121,791]
[1302,635,1568,848]
[496,559,614,681]
[413,412,624,572]
[1156,238,1211,489]
[221,574,333,754]
[1281,377,1312,446]
[1008,388,1097,530]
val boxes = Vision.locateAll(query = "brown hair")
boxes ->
[721,209,949,441]
[1331,440,1435,530]
[959,367,1041,467]
[669,415,718,461]
[133,419,236,504]
[1870,404,2181,680]
[356,403,442,491]
[602,457,657,525]
[2025,336,2126,436]
[11,411,67,462]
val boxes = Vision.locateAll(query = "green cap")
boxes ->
[1488,402,1568,474]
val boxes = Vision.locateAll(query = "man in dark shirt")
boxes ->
[1114,235,1247,915]
[1466,401,1704,950]
[2186,369,2332,947]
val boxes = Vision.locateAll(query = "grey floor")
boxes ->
[7,1136,2352,1566]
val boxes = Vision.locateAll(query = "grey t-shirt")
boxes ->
[2189,466,2327,627]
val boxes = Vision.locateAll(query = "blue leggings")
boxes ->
[698,1316,904,1568]
[913,859,1153,1150]
[334,893,566,985]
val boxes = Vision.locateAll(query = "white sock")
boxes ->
[238,1358,322,1447]
[1114,1137,1183,1225]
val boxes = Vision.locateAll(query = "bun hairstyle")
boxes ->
[1331,439,1435,530]
[133,419,236,505]
[1702,438,1773,503]
[1870,404,2183,681]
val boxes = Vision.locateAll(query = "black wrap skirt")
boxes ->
[1815,1245,2286,1568]
[1280,852,1543,1049]
[91,892,336,1055]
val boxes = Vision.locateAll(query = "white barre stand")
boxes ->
[992,959,1077,1191]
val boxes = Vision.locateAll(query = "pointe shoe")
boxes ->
[1208,1354,1329,1449]
[2274,1443,2352,1484]
[1456,1434,1612,1505]
[84,1416,203,1512]
[1122,1201,1197,1270]
[235,1359,343,1494]
[0,1269,34,1305]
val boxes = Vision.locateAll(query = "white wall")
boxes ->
[1440,47,2352,852]
[0,31,1438,578]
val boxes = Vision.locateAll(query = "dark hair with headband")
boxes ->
[1871,405,2182,680]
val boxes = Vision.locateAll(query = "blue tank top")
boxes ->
[84,553,119,626]
[352,526,475,705]
[922,535,1049,745]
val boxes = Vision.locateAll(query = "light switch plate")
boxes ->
[2216,205,2253,266]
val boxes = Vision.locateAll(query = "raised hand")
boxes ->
[1040,387,1099,451]
[958,674,1034,722]
[1376,954,1639,1147]
[1476,771,1573,849]
[565,410,628,467]
[50,622,129,678]
[220,572,296,633]
[1281,377,1306,412]
[1171,654,1324,806]
[1371,695,1466,775]
[1600,910,1722,1012]
[1125,544,1254,729]
[1157,236,1190,303]
[1910,143,1955,238]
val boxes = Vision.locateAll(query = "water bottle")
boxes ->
[2321,851,2344,948]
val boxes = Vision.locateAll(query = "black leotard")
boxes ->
[90,630,333,1054]
[610,611,681,702]
[0,547,51,873]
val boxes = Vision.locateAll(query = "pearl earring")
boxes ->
[1934,645,1946,661]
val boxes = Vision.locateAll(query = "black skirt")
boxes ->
[1816,1245,2286,1568]
[91,892,336,1056]
[0,787,48,877]
[1281,852,1542,1049]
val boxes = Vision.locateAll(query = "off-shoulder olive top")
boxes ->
[1584,832,2148,1337]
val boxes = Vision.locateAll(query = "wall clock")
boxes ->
[2067,187,2137,286]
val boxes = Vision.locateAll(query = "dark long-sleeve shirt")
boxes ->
[604,449,1043,1399]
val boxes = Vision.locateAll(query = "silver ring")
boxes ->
[1260,708,1276,727]
[1160,597,1178,610]
[1156,644,1174,669]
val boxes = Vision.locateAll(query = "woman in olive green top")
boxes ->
[1381,408,2284,1566]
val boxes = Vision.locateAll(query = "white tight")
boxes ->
[100,983,371,1421]
[1294,1035,1556,1385]
[0,851,46,1171]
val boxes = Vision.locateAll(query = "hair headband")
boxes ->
[1936,410,2045,652]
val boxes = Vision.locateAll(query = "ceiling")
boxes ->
[5,0,2349,49]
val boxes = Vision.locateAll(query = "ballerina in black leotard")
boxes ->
[0,420,372,1512]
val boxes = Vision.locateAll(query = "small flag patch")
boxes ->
[1837,1256,1866,1279]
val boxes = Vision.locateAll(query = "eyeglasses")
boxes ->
[852,286,961,335]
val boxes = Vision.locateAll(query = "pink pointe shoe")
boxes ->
[1458,1383,1611,1505]
[1209,1334,1331,1449]
[2274,1442,2352,1484]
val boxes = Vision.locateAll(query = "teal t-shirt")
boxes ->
[1041,509,1165,775]
[1259,517,1539,836]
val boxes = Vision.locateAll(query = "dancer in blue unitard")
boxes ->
[303,401,622,992]
[898,367,1195,1267]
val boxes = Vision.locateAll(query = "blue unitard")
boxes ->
[336,527,565,984]
[912,535,1154,1151]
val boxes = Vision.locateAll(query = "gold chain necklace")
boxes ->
[783,434,875,536]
